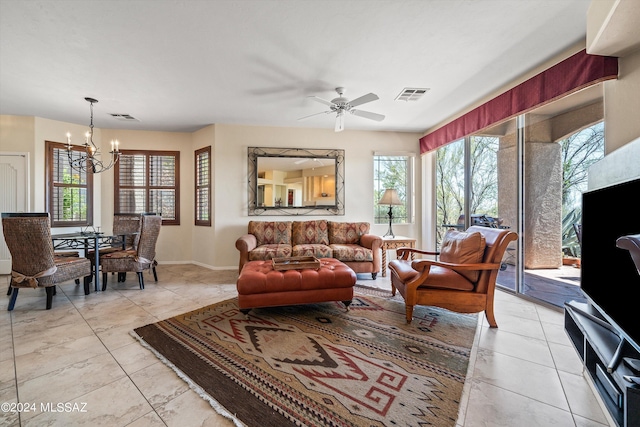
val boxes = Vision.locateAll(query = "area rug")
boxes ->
[132,289,478,427]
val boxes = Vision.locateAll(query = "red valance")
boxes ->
[419,50,619,154]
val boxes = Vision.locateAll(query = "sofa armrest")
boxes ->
[236,234,257,273]
[360,234,382,272]
[359,234,382,250]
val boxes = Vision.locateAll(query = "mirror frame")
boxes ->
[248,147,345,216]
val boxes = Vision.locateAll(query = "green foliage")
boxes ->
[562,208,581,257]
[435,122,603,253]
[374,156,408,223]
[436,137,499,244]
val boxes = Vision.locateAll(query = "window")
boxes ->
[114,150,180,225]
[373,153,413,224]
[46,140,93,227]
[195,146,211,226]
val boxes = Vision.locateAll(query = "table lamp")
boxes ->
[378,189,402,238]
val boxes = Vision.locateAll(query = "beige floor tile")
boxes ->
[11,321,95,357]
[464,380,575,427]
[493,297,541,321]
[129,361,190,409]
[472,348,569,410]
[155,388,238,427]
[109,340,159,375]
[17,353,126,422]
[549,341,584,375]
[14,334,108,382]
[22,377,152,427]
[126,411,168,427]
[478,326,555,367]
[558,370,610,425]
[541,319,574,345]
[535,304,565,326]
[95,317,158,351]
[485,310,547,340]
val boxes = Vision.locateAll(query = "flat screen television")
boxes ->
[581,177,640,350]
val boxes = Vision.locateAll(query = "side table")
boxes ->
[381,236,416,277]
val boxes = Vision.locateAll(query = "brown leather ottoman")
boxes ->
[236,258,356,314]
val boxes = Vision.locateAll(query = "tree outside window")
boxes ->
[46,141,93,227]
[373,154,413,224]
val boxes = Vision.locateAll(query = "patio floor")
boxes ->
[497,264,586,308]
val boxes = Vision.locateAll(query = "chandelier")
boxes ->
[66,97,120,173]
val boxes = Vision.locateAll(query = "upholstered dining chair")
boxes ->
[87,213,143,282]
[2,212,92,311]
[100,214,161,290]
[388,225,517,327]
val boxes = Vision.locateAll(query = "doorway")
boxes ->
[0,153,29,274]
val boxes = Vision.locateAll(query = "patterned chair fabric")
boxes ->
[100,214,161,290]
[292,220,329,245]
[1,213,92,311]
[292,244,333,258]
[328,222,370,244]
[249,221,292,246]
[113,213,143,249]
[88,213,143,261]
[329,244,373,262]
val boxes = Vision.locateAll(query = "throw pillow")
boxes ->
[439,230,486,282]
[328,222,370,244]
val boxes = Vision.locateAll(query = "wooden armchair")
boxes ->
[388,225,517,327]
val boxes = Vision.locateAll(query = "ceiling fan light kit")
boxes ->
[299,87,385,132]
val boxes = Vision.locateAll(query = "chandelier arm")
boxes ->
[66,97,121,173]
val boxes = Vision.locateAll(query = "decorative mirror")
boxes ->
[248,147,345,216]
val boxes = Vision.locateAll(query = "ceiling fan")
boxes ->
[298,87,385,132]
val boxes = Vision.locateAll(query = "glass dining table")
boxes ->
[51,231,137,292]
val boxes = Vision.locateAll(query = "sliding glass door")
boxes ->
[434,84,604,307]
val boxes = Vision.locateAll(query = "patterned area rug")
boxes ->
[133,289,478,427]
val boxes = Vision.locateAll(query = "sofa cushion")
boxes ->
[292,244,332,258]
[330,244,374,262]
[248,244,292,261]
[249,221,291,246]
[439,230,486,282]
[292,220,329,245]
[328,222,370,244]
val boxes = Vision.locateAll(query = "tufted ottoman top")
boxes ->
[237,258,356,296]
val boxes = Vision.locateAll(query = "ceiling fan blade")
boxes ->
[297,110,332,121]
[308,96,335,107]
[335,112,345,132]
[351,109,385,122]
[348,93,379,107]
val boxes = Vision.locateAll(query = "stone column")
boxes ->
[497,126,563,269]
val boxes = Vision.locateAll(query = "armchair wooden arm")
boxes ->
[396,247,439,260]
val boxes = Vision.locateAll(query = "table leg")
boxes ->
[86,236,101,292]
[382,247,387,277]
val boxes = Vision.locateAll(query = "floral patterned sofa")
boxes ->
[235,220,382,279]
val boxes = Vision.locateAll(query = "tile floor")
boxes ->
[0,264,612,427]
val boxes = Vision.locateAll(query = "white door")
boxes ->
[0,153,29,274]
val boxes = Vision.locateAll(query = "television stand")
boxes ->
[565,301,640,427]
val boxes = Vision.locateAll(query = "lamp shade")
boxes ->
[378,189,402,206]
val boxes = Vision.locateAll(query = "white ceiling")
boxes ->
[0,0,594,134]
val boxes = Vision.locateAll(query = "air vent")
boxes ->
[110,113,139,122]
[395,88,430,102]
